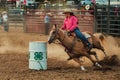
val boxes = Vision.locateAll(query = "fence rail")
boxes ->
[25,9,94,34]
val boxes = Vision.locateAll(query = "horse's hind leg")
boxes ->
[93,41,108,57]
[67,52,86,71]
[85,53,102,68]
[89,51,99,62]
[98,46,108,58]
[73,58,86,71]
[102,49,108,57]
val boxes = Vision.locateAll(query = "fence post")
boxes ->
[94,5,97,33]
[23,11,26,33]
[107,0,110,34]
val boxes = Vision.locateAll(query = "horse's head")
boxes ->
[48,24,59,44]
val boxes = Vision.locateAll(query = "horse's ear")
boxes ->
[54,24,58,29]
[53,24,58,30]
[54,24,57,27]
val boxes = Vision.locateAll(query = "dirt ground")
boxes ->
[0,27,120,80]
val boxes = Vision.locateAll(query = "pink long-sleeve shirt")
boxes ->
[62,15,78,31]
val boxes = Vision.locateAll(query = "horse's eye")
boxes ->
[52,31,56,34]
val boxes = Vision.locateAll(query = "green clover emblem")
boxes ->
[34,52,43,60]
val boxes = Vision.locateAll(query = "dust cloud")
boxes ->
[96,34,120,58]
[0,32,47,54]
[0,32,119,67]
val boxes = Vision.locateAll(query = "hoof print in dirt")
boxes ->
[93,66,112,71]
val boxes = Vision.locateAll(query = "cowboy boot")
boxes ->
[82,41,92,51]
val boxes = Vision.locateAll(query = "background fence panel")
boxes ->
[25,9,94,34]
[8,9,25,31]
[95,5,120,37]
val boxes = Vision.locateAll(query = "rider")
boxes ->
[61,9,92,50]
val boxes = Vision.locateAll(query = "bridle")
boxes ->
[52,28,66,42]
[57,29,66,42]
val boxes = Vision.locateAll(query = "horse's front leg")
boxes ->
[93,41,108,58]
[67,52,87,71]
[98,46,108,58]
[89,51,99,62]
[85,53,102,68]
[73,58,87,71]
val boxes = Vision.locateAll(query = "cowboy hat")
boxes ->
[44,0,48,3]
[46,12,52,16]
[2,11,7,14]
[63,9,73,14]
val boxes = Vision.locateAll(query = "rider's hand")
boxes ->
[67,30,70,32]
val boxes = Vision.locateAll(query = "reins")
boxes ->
[57,29,66,42]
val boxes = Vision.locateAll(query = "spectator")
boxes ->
[91,0,96,6]
[78,1,81,10]
[44,1,50,11]
[0,12,2,26]
[2,11,9,32]
[114,6,119,16]
[44,12,52,35]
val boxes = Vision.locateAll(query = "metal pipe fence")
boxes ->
[95,5,120,37]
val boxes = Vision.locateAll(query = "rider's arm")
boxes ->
[69,16,78,31]
[61,19,66,30]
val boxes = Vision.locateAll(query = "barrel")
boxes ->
[29,41,47,70]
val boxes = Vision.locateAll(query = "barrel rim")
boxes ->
[30,41,47,43]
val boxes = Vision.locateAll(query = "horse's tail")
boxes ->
[85,32,107,45]
[85,31,93,37]
[99,33,108,43]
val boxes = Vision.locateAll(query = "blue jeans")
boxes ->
[73,27,91,46]
[3,22,9,32]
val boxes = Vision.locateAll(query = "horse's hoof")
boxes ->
[95,62,102,68]
[80,66,87,71]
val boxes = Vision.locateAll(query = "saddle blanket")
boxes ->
[82,32,91,39]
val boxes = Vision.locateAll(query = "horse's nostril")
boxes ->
[48,40,51,44]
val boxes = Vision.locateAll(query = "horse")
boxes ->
[48,24,107,71]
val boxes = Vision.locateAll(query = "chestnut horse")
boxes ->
[48,24,107,71]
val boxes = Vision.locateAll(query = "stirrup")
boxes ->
[86,44,93,51]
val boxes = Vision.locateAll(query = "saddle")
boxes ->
[68,31,91,39]
[67,31,92,48]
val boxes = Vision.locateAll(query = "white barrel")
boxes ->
[29,41,47,70]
